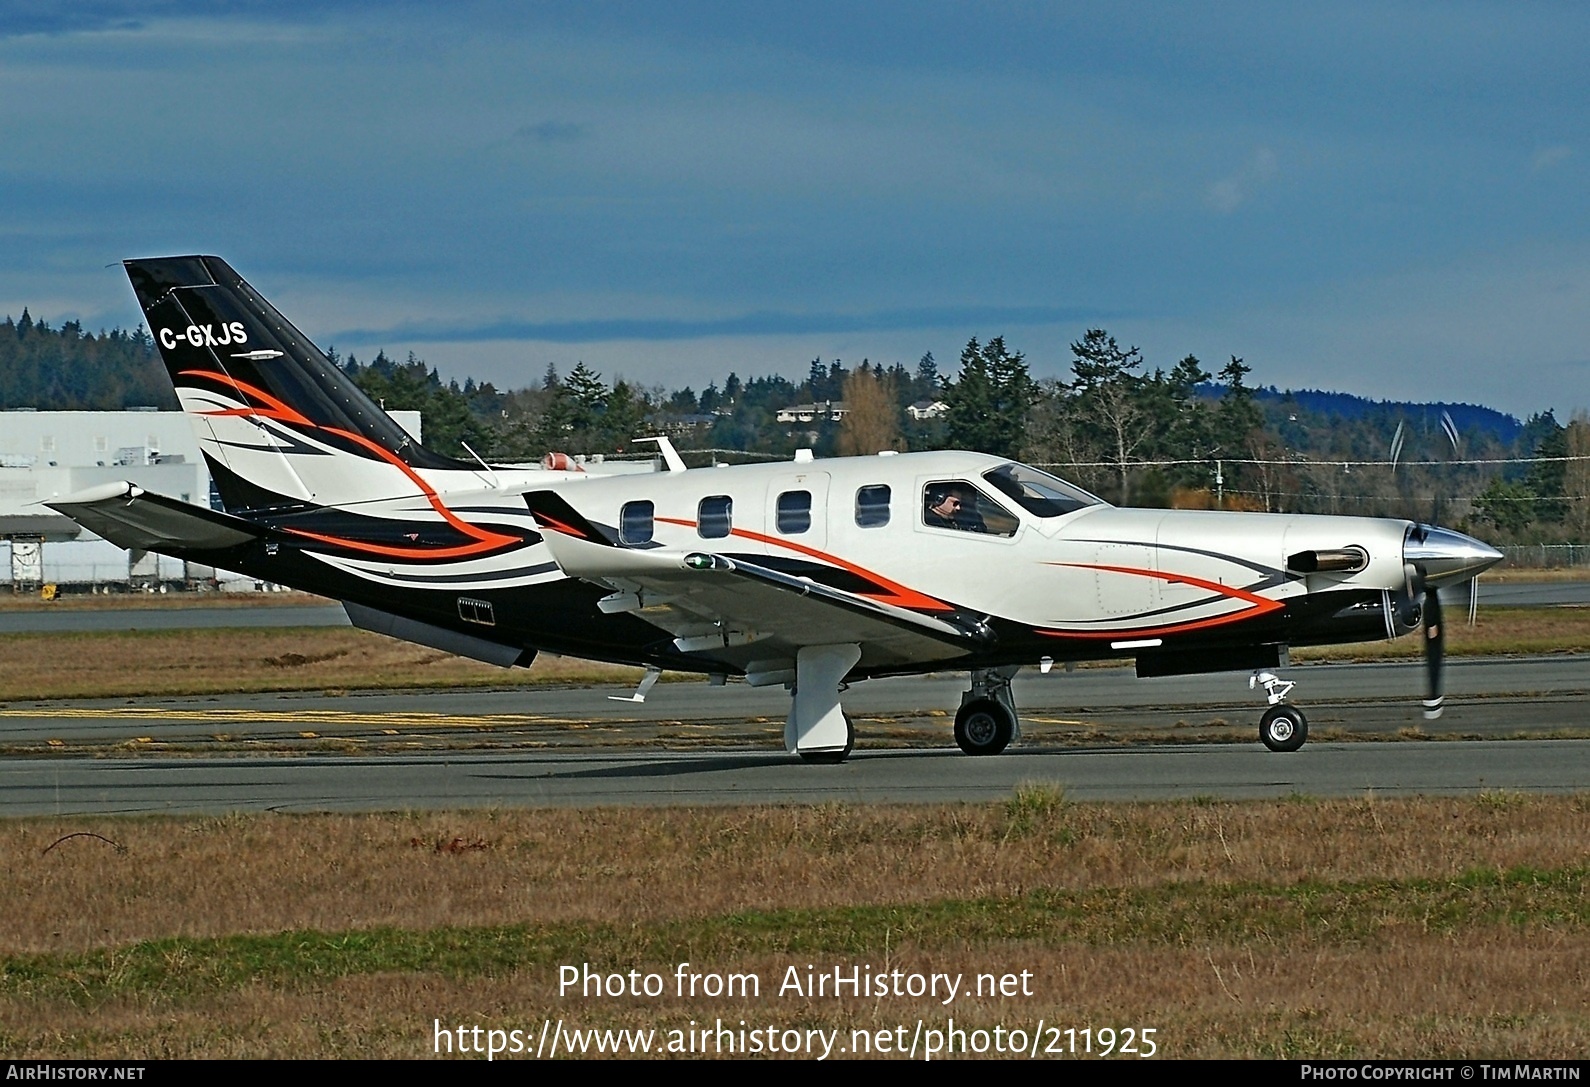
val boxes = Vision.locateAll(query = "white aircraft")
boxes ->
[48,256,1503,761]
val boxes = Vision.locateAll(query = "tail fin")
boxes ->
[125,256,471,514]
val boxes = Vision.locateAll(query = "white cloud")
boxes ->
[1531,145,1573,174]
[1205,147,1279,214]
[1125,242,1590,418]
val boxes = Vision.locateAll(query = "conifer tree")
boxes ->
[943,336,1033,458]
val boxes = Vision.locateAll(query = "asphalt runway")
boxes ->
[0,603,350,633]
[5,741,1585,815]
[1,656,1586,814]
[3,657,1587,744]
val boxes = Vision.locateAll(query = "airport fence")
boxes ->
[1497,543,1590,569]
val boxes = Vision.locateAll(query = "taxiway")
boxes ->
[1,656,1585,813]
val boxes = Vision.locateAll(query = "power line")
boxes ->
[1215,489,1587,503]
[1032,455,1590,469]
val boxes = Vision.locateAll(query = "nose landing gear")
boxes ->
[1250,671,1308,752]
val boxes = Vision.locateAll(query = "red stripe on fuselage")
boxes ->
[292,426,521,558]
[179,369,313,426]
[179,369,521,560]
[1034,562,1283,641]
[529,513,591,540]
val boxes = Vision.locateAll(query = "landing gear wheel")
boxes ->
[1259,704,1308,752]
[799,713,854,764]
[954,698,1014,756]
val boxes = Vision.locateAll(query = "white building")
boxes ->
[0,409,419,591]
[775,401,849,424]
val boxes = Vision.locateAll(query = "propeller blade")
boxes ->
[1422,586,1444,720]
[1396,562,1424,628]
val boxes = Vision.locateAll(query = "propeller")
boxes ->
[1421,579,1444,720]
[1399,522,1503,721]
[1396,547,1445,720]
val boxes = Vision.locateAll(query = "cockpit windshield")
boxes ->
[982,463,1104,518]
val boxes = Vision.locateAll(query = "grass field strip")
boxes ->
[0,707,622,730]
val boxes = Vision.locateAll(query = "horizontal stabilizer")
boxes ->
[45,482,265,553]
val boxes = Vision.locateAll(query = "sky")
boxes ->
[1,1,1587,419]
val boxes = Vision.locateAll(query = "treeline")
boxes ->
[331,329,1583,543]
[7,309,1584,541]
[0,311,176,410]
[329,348,949,464]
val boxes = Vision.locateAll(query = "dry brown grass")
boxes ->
[10,937,1588,1059]
[0,589,334,611]
[2,796,1589,1058]
[0,628,645,700]
[1483,567,1590,583]
[1295,605,1590,661]
[4,797,1586,954]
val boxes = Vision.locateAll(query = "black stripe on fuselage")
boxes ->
[203,455,535,555]
[133,519,1400,682]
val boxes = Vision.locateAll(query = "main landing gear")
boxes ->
[784,652,1024,762]
[1250,671,1308,752]
[786,644,861,763]
[954,666,1022,756]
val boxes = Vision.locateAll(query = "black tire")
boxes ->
[954,698,1014,756]
[1259,703,1308,752]
[798,713,854,764]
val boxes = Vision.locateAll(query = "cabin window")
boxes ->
[457,597,495,626]
[776,490,812,534]
[855,484,891,528]
[982,462,1101,517]
[698,495,732,538]
[619,500,655,545]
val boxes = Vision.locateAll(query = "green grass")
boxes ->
[7,866,1584,1009]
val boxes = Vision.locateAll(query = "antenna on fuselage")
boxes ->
[633,435,687,473]
[460,441,502,488]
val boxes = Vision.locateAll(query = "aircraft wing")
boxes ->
[45,482,267,553]
[533,515,988,674]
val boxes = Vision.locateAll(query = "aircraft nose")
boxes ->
[1403,525,1504,586]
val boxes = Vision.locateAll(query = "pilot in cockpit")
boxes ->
[923,483,987,533]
